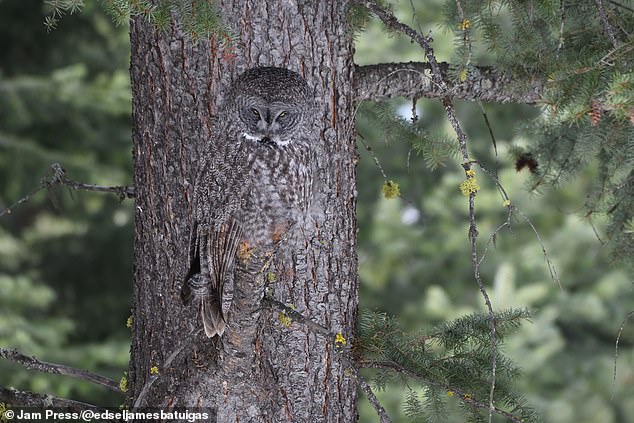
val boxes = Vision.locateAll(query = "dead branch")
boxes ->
[0,386,108,414]
[46,163,135,199]
[263,294,333,338]
[0,162,135,218]
[0,347,121,393]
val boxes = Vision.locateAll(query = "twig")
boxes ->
[0,386,111,416]
[467,193,498,423]
[608,0,634,13]
[478,102,499,180]
[587,214,606,245]
[598,42,634,66]
[594,0,619,48]
[512,206,561,289]
[408,0,425,34]
[612,310,634,399]
[470,161,561,290]
[0,347,121,393]
[476,210,513,271]
[479,103,498,158]
[357,133,388,179]
[47,163,136,199]
[454,0,466,22]
[454,0,473,69]
[356,2,499,421]
[0,186,42,218]
[558,1,566,51]
[359,360,524,423]
[0,163,135,218]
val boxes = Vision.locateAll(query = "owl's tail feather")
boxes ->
[181,275,225,337]
[201,297,226,337]
[183,218,242,338]
[203,218,242,338]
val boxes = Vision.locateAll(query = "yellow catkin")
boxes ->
[382,180,401,199]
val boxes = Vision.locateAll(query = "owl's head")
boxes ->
[226,67,315,148]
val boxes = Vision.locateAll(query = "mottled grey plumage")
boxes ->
[182,67,317,337]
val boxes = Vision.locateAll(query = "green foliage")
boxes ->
[0,0,131,406]
[355,111,634,421]
[44,0,85,31]
[2,1,633,422]
[46,0,236,47]
[348,0,393,34]
[348,3,373,34]
[440,0,634,260]
[357,101,459,171]
[354,3,633,422]
[357,309,538,423]
[100,0,235,45]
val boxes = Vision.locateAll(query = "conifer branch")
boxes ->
[0,347,121,393]
[354,63,542,104]
[358,360,524,423]
[0,163,135,218]
[608,0,634,13]
[355,2,500,421]
[0,386,108,414]
[594,0,619,48]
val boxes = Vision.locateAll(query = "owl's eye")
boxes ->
[277,111,287,119]
[250,108,260,117]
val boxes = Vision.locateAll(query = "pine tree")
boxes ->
[1,1,632,422]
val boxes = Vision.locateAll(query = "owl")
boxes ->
[182,67,317,337]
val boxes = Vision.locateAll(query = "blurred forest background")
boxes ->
[0,0,632,422]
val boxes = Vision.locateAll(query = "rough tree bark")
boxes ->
[129,1,358,421]
[0,0,550,418]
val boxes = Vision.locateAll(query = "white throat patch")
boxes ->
[242,133,261,142]
[242,133,290,147]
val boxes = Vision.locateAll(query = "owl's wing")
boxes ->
[182,217,242,337]
[182,135,250,337]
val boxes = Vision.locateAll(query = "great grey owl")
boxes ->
[182,67,317,337]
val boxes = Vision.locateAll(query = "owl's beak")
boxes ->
[258,137,277,148]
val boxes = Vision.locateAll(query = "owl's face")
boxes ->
[224,67,314,149]
[238,97,304,147]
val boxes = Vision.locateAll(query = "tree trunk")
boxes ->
[129,1,358,421]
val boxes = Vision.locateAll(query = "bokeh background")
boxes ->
[1,1,632,422]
